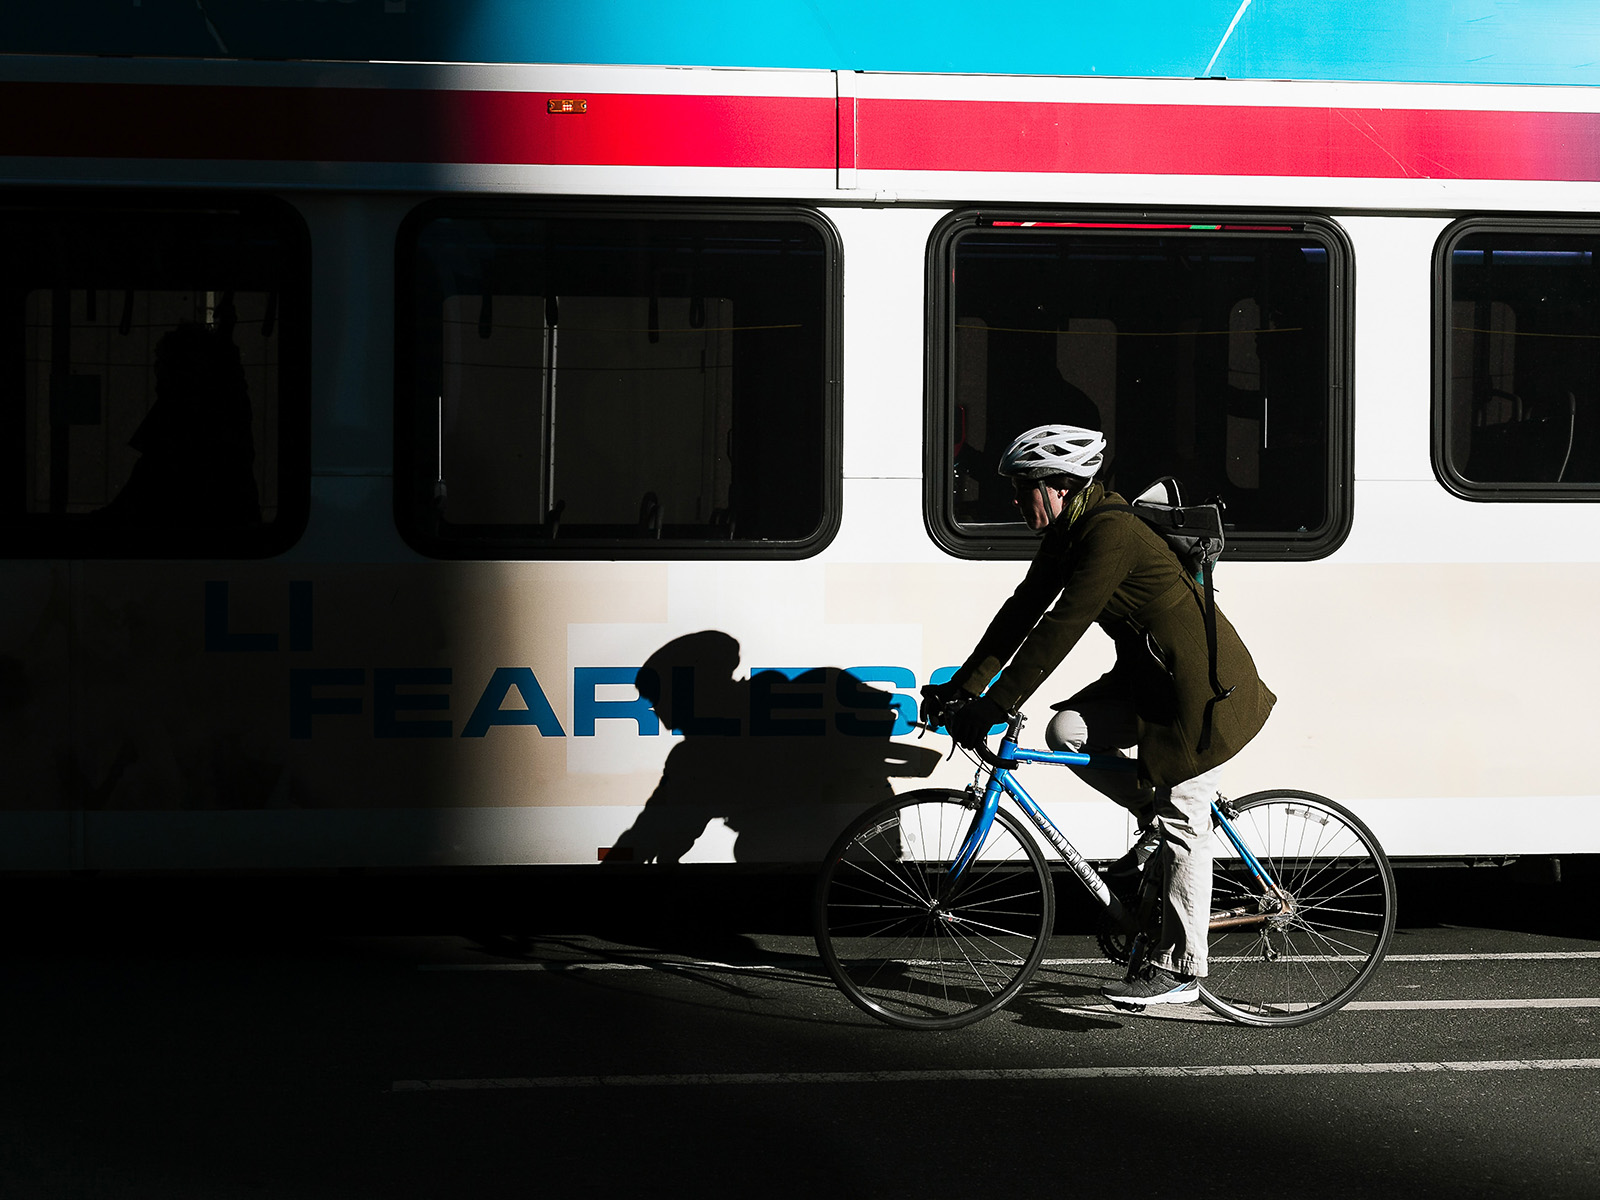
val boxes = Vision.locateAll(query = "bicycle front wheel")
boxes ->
[1201,790,1396,1027]
[814,788,1054,1030]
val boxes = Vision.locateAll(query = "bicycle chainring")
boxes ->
[1096,914,1133,966]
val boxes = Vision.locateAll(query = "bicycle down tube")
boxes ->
[948,734,1140,932]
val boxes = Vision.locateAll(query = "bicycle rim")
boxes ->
[814,789,1054,1030]
[1200,790,1396,1027]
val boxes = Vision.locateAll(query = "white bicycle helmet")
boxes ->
[997,424,1106,481]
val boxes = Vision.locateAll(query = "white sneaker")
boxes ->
[1102,965,1200,1009]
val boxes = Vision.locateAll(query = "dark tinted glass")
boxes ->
[1442,231,1600,492]
[937,222,1344,556]
[0,196,309,557]
[399,209,836,557]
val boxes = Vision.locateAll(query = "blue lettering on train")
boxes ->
[208,581,939,741]
[572,666,659,737]
[461,667,564,738]
[373,668,453,739]
[288,667,363,738]
[284,664,936,740]
[837,666,919,738]
[205,580,313,653]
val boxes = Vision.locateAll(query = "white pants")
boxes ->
[1045,696,1218,978]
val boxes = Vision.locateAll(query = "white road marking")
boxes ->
[419,961,780,972]
[1382,960,1600,966]
[1045,952,1600,966]
[422,950,1600,972]
[1057,997,1600,1021]
[1348,997,1600,1010]
[392,1057,1600,1092]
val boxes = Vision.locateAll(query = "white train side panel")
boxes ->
[2,58,1598,868]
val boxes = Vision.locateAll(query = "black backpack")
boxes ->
[1111,477,1224,586]
[1092,478,1233,753]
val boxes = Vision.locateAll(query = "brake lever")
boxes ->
[910,716,962,761]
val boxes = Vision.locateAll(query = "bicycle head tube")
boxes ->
[996,709,1024,764]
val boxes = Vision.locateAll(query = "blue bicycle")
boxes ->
[813,712,1396,1030]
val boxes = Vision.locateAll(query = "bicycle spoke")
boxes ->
[1200,792,1394,1027]
[1286,921,1379,962]
[835,842,940,910]
[943,914,1038,961]
[816,792,1053,1030]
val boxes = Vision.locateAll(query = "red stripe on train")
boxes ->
[860,98,1600,181]
[3,80,1599,182]
[0,82,837,169]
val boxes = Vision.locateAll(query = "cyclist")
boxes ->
[920,424,1276,1007]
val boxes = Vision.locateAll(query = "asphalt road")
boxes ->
[3,875,1599,1199]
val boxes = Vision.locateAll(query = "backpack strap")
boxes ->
[1078,500,1136,528]
[1196,560,1234,754]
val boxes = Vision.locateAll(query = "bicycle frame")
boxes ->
[947,723,1282,935]
[818,717,1396,1029]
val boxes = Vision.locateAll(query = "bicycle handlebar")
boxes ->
[911,718,1014,769]
[970,741,1012,769]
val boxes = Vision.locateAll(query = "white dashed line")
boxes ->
[1347,997,1600,1010]
[938,954,1600,969]
[1046,952,1600,966]
[1056,997,1600,1020]
[421,950,1600,972]
[419,961,780,972]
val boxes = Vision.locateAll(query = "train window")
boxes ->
[1435,220,1600,499]
[926,214,1352,560]
[0,193,310,558]
[396,204,840,558]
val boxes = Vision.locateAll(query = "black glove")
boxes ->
[946,693,1006,749]
[918,680,964,728]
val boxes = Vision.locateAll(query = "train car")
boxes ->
[3,3,1600,874]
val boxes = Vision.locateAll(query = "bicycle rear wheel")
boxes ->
[1200,790,1396,1027]
[814,788,1054,1030]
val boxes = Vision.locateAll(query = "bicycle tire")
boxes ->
[814,788,1055,1030]
[1199,789,1396,1027]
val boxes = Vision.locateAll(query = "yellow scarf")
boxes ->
[1059,483,1094,529]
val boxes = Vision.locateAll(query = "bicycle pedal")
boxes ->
[1104,997,1148,1012]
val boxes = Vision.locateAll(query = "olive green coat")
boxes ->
[952,485,1275,787]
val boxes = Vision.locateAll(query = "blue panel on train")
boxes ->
[2,0,1599,87]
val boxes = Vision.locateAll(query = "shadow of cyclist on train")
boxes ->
[601,630,940,868]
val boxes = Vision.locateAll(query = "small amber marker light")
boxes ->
[547,98,588,114]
